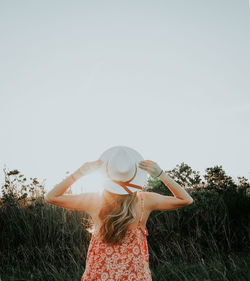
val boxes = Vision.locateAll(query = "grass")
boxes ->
[150,252,250,281]
[1,252,249,281]
[1,167,250,280]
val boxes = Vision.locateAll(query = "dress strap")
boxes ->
[138,192,144,225]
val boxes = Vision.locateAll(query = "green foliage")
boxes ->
[1,252,250,281]
[0,163,250,277]
[1,166,46,207]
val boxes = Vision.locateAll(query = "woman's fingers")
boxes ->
[139,161,148,167]
[146,160,156,165]
[139,160,154,166]
[139,161,153,171]
[138,160,162,177]
[95,159,103,165]
[138,163,146,168]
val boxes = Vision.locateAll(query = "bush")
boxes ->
[0,164,249,272]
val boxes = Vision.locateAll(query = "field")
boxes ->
[1,252,249,281]
[1,165,250,280]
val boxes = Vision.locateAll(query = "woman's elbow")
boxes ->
[183,197,193,206]
[44,194,53,203]
[186,198,194,205]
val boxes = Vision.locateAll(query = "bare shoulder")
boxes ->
[44,191,102,214]
[88,192,102,207]
[81,192,102,216]
[141,191,193,212]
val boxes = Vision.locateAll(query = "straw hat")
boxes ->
[98,145,148,195]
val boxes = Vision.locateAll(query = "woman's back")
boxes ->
[81,191,152,281]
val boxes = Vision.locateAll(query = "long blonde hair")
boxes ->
[86,190,139,246]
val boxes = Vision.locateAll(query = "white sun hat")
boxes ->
[98,145,148,195]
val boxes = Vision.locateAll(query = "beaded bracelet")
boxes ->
[155,169,163,178]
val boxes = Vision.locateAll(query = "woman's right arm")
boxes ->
[139,160,193,212]
[158,171,193,202]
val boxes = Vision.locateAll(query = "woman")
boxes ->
[45,146,193,280]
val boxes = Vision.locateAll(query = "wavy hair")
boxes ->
[85,190,139,246]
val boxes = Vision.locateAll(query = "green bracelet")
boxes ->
[155,169,163,177]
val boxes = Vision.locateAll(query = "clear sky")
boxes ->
[0,0,250,194]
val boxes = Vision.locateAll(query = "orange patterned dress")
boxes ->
[81,191,152,281]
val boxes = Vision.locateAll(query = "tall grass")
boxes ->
[0,200,89,272]
[146,188,250,268]
[0,165,250,280]
[1,252,249,281]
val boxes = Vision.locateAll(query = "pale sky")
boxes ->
[0,0,250,194]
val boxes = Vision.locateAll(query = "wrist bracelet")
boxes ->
[156,169,163,178]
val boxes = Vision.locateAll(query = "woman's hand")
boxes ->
[138,160,163,178]
[73,159,104,180]
[79,159,103,175]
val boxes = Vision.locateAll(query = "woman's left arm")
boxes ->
[44,159,103,212]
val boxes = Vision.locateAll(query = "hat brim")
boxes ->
[98,145,148,195]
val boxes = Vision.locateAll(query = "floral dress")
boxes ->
[81,191,152,281]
